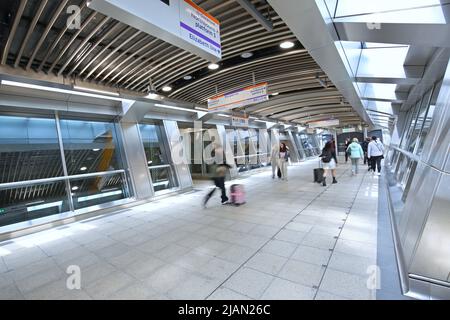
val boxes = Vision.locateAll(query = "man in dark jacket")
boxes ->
[203,146,232,207]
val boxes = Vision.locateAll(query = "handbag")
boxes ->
[375,142,384,159]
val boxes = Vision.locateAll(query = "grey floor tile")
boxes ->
[319,269,375,300]
[207,287,253,300]
[107,281,157,300]
[301,233,337,250]
[328,252,376,276]
[274,229,307,244]
[0,284,24,299]
[261,277,316,300]
[260,239,298,258]
[143,264,195,293]
[84,270,135,299]
[291,245,332,266]
[222,267,274,299]
[244,252,288,276]
[278,260,325,288]
[314,290,349,300]
[167,274,221,300]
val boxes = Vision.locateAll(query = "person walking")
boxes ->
[203,146,232,207]
[368,136,384,176]
[344,138,351,163]
[319,141,338,186]
[278,143,289,181]
[346,138,364,176]
[362,137,372,171]
[270,144,280,179]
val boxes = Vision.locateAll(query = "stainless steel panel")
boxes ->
[428,92,450,171]
[162,120,193,190]
[410,174,450,283]
[398,163,441,268]
[118,121,153,199]
[287,131,300,162]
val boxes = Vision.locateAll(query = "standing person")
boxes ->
[203,146,232,207]
[346,138,364,176]
[270,144,280,179]
[319,141,338,186]
[368,136,384,176]
[344,138,351,163]
[361,137,371,170]
[278,143,289,181]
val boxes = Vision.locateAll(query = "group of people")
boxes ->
[319,136,385,186]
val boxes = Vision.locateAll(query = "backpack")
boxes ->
[321,149,332,163]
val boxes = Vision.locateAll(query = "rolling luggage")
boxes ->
[277,167,282,178]
[313,159,324,183]
[230,184,245,206]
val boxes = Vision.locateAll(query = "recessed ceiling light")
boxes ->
[183,75,193,80]
[92,148,100,152]
[208,63,219,70]
[71,186,79,191]
[241,52,253,58]
[272,92,279,96]
[162,86,172,92]
[280,41,294,49]
[80,167,87,171]
[146,93,159,99]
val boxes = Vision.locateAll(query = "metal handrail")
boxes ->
[148,164,172,170]
[0,169,126,191]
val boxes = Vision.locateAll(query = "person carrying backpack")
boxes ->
[319,141,338,186]
[346,138,364,176]
[368,136,384,176]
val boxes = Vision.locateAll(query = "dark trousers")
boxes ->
[204,177,228,204]
[364,152,368,165]
[370,156,383,173]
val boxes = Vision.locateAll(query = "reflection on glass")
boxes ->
[60,119,124,175]
[0,181,69,227]
[139,123,179,192]
[70,173,127,210]
[0,115,63,183]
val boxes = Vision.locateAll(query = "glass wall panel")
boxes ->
[139,123,178,192]
[0,114,67,226]
[0,115,63,183]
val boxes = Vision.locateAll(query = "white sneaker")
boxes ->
[377,172,381,176]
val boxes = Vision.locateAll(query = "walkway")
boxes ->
[0,159,405,300]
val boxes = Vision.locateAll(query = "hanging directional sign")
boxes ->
[88,0,221,61]
[308,119,340,128]
[207,83,269,113]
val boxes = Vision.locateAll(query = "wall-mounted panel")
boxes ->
[398,163,441,268]
[410,174,450,284]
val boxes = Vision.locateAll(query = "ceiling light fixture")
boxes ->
[271,92,279,96]
[146,92,159,99]
[80,167,87,171]
[195,107,209,111]
[154,103,199,113]
[208,63,219,70]
[162,86,172,92]
[71,186,79,191]
[241,52,253,58]
[73,86,120,96]
[280,41,294,49]
[0,80,127,102]
[92,148,100,152]
[183,75,193,80]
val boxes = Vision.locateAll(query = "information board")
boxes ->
[208,83,268,113]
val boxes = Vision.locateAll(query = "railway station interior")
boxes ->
[0,0,449,301]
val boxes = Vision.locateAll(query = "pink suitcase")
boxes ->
[230,184,246,206]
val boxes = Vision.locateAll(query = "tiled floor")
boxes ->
[0,159,406,300]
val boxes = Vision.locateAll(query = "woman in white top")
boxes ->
[278,143,289,181]
[368,136,384,175]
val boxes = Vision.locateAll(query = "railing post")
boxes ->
[54,111,75,212]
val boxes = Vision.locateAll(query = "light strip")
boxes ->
[78,190,123,202]
[153,103,199,113]
[195,107,209,111]
[1,80,126,102]
[27,201,63,212]
[218,113,231,117]
[73,85,120,96]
